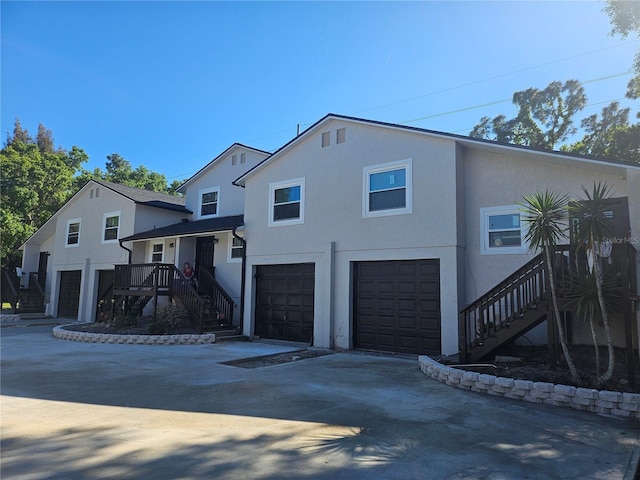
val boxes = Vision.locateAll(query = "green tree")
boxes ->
[75,153,183,194]
[1,126,88,270]
[571,182,617,385]
[519,190,579,382]
[604,0,640,72]
[470,80,587,149]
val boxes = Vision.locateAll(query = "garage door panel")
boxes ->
[354,260,441,355]
[255,264,315,343]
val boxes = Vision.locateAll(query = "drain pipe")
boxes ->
[232,225,246,332]
[119,239,133,264]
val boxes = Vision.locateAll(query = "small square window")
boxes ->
[363,159,412,218]
[336,128,345,144]
[199,187,220,218]
[480,206,528,255]
[102,212,120,243]
[268,178,305,227]
[321,131,330,147]
[66,219,81,247]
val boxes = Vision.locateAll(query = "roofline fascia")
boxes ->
[233,113,639,186]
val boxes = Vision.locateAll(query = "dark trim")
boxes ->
[233,113,639,186]
[232,225,246,332]
[121,215,244,242]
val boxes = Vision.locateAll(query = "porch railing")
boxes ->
[28,272,45,308]
[198,267,234,326]
[459,252,548,360]
[113,263,206,333]
[2,270,19,313]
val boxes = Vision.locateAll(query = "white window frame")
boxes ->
[65,218,81,248]
[227,233,244,263]
[363,158,413,218]
[102,211,121,244]
[480,205,528,255]
[268,177,305,227]
[198,187,220,219]
[150,242,164,263]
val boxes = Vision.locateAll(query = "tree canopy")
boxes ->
[1,119,184,271]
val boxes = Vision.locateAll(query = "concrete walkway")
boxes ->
[1,326,639,479]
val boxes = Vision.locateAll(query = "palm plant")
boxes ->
[569,269,619,379]
[519,190,579,382]
[571,182,616,385]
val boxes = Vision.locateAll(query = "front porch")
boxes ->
[112,263,235,334]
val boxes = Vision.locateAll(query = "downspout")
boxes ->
[119,239,133,264]
[232,225,246,332]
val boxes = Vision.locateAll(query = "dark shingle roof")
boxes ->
[121,215,244,242]
[94,180,191,213]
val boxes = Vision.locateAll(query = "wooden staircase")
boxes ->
[113,263,236,334]
[459,253,551,363]
[2,270,45,314]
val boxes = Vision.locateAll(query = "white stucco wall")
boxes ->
[242,119,465,353]
[183,146,268,218]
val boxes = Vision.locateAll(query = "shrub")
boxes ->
[111,315,138,330]
[148,320,170,335]
[156,302,191,329]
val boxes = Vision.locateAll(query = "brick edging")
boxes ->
[53,325,216,345]
[418,355,640,421]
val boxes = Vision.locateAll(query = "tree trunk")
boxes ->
[545,246,579,382]
[588,313,600,376]
[592,237,615,385]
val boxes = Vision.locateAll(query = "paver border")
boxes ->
[419,355,640,421]
[53,324,216,345]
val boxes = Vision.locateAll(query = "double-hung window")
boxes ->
[228,233,244,262]
[480,206,527,255]
[151,243,164,263]
[102,212,120,243]
[199,187,220,218]
[66,219,81,247]
[363,159,412,217]
[268,178,305,227]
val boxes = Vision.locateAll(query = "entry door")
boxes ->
[37,252,49,290]
[195,237,216,274]
[58,270,81,318]
[255,263,315,342]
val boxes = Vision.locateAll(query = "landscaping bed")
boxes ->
[451,345,639,394]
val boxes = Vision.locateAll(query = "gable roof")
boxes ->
[176,143,271,194]
[21,179,191,248]
[92,179,190,213]
[120,215,244,242]
[234,113,639,186]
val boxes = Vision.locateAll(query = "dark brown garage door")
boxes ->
[58,270,82,318]
[354,259,441,355]
[255,263,314,342]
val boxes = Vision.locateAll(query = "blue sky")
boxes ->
[2,1,638,183]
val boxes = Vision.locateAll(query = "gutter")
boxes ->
[232,225,246,333]
[119,239,133,264]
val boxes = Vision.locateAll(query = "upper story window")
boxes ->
[151,243,164,262]
[65,218,81,247]
[102,212,120,244]
[199,187,220,218]
[363,159,412,218]
[480,206,528,255]
[269,178,305,227]
[228,233,244,262]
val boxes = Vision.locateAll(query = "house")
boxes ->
[116,143,270,326]
[234,114,640,362]
[19,179,191,320]
[16,114,639,372]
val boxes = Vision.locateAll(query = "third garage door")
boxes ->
[255,263,314,342]
[354,259,441,355]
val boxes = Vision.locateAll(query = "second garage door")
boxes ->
[354,259,441,355]
[255,263,315,342]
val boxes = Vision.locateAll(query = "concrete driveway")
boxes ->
[1,325,639,479]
